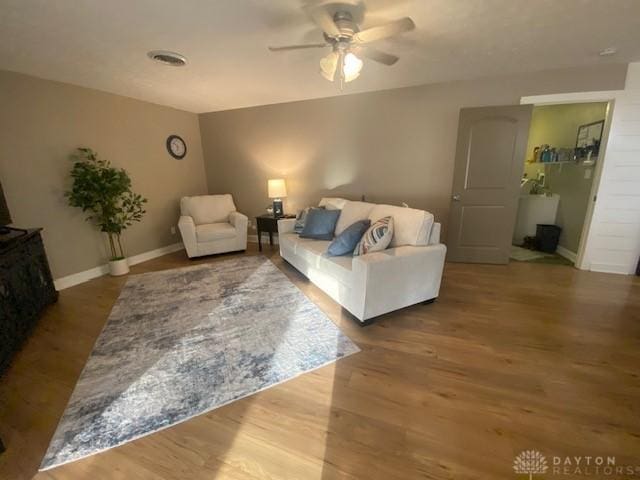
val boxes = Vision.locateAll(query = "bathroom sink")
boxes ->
[512,194,560,245]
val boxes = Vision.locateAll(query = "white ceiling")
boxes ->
[1,0,639,113]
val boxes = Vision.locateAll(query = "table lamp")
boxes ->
[267,178,287,218]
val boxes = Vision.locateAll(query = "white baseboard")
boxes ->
[54,242,184,290]
[54,264,110,291]
[127,242,184,265]
[556,245,577,263]
[590,263,635,275]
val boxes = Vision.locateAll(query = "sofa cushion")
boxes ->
[354,216,394,256]
[334,201,376,236]
[318,197,348,210]
[291,239,353,286]
[368,204,433,247]
[328,219,371,256]
[196,223,236,242]
[320,255,353,286]
[300,208,340,240]
[181,194,236,225]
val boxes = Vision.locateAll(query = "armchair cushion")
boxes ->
[180,194,236,225]
[196,223,237,242]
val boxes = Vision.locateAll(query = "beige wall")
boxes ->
[523,103,608,253]
[0,70,208,278]
[198,64,627,240]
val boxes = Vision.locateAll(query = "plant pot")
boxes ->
[108,258,129,276]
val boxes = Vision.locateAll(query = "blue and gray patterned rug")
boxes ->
[41,256,359,470]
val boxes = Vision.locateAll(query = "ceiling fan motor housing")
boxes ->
[332,11,356,40]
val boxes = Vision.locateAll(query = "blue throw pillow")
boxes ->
[299,208,341,240]
[327,219,371,256]
[294,206,324,233]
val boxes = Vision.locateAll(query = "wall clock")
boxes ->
[166,135,187,159]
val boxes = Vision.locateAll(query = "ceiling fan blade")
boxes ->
[306,5,340,37]
[353,17,415,44]
[268,43,329,52]
[357,46,399,66]
[320,51,338,82]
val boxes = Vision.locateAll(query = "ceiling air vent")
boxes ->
[147,50,187,66]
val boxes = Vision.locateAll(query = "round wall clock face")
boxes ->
[166,135,187,159]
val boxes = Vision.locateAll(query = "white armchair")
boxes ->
[178,194,248,258]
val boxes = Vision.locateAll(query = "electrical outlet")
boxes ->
[170,226,176,235]
[584,169,592,179]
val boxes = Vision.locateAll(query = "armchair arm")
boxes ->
[229,211,248,231]
[229,211,248,249]
[351,244,447,320]
[278,218,297,234]
[178,215,197,258]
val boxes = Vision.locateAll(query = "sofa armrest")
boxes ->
[351,244,447,320]
[178,215,197,258]
[278,218,297,234]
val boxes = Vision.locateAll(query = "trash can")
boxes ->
[536,224,562,253]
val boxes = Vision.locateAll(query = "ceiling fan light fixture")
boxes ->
[343,52,363,82]
[320,51,339,81]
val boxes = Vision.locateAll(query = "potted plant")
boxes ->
[66,148,147,276]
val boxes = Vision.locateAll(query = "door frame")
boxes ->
[519,91,620,271]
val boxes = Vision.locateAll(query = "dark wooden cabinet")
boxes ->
[0,229,58,375]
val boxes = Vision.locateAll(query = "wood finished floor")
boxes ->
[1,244,639,480]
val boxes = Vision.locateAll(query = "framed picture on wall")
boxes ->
[576,119,604,163]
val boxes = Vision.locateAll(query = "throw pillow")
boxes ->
[353,216,394,256]
[294,206,321,233]
[300,208,341,240]
[327,219,371,256]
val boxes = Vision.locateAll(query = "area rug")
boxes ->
[40,257,359,470]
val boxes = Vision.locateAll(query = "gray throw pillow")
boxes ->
[327,220,371,256]
[299,208,341,240]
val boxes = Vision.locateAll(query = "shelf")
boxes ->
[528,156,597,166]
[528,161,576,165]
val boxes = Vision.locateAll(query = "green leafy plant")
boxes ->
[66,148,147,260]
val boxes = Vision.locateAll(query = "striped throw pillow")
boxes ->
[353,216,394,256]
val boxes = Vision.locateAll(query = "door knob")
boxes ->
[452,194,461,201]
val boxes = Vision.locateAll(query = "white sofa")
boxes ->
[178,194,248,258]
[279,197,446,324]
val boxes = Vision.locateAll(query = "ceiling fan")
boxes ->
[268,3,415,85]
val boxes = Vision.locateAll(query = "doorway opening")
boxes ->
[510,102,610,267]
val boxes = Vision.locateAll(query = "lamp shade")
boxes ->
[267,178,287,198]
